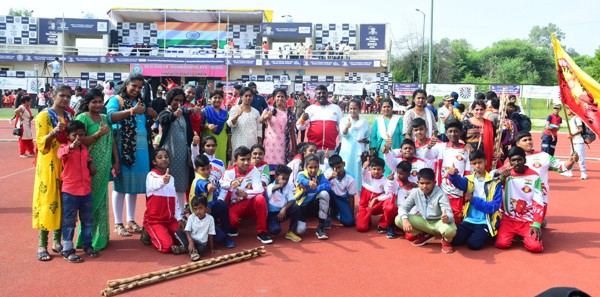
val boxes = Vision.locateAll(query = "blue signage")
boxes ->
[56,18,109,35]
[359,24,386,50]
[261,23,312,38]
[489,85,521,96]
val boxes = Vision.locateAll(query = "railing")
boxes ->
[1,44,388,61]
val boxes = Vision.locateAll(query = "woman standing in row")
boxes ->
[262,88,297,165]
[339,99,370,192]
[201,90,230,163]
[228,87,262,157]
[370,99,403,175]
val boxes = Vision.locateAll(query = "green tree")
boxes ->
[8,8,33,17]
[528,23,565,53]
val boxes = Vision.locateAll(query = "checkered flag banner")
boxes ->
[117,22,158,45]
[0,16,38,44]
[227,24,260,50]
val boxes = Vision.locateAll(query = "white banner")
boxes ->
[334,83,364,95]
[252,81,274,95]
[0,77,27,90]
[26,78,45,94]
[426,84,475,101]
[521,85,560,100]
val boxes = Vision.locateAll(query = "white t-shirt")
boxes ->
[185,213,216,244]
[70,95,82,109]
[50,61,60,73]
[438,106,450,133]
[324,170,356,197]
[569,116,584,144]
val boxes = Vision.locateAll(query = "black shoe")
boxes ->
[377,226,386,234]
[386,226,397,239]
[228,229,239,237]
[315,227,328,240]
[140,228,151,246]
[257,232,273,244]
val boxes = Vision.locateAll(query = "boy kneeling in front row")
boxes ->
[396,168,457,253]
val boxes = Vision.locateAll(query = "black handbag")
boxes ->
[12,127,22,136]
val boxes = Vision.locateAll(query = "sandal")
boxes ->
[140,228,152,246]
[62,250,84,263]
[51,243,63,254]
[36,249,52,261]
[83,247,100,258]
[189,249,200,262]
[126,221,143,233]
[114,224,132,237]
[171,245,186,255]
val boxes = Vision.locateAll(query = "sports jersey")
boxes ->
[502,167,544,227]
[220,165,264,203]
[384,150,429,183]
[324,169,357,198]
[423,142,471,199]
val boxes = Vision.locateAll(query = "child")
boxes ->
[58,120,98,263]
[251,144,270,187]
[384,139,429,183]
[423,120,471,224]
[385,161,418,238]
[266,165,302,242]
[324,154,357,227]
[495,146,544,253]
[396,168,457,253]
[191,135,227,199]
[152,127,161,149]
[190,154,235,248]
[296,154,331,239]
[287,142,317,188]
[142,149,187,254]
[220,146,272,244]
[447,150,503,250]
[184,195,221,261]
[355,157,397,238]
[410,118,436,162]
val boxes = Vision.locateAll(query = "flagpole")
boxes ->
[562,104,576,154]
[551,33,576,154]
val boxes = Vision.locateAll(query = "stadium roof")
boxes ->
[107,8,272,23]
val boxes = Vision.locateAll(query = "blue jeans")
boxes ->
[451,221,490,250]
[329,192,356,227]
[61,192,93,252]
[541,134,557,156]
[210,200,231,233]
[267,204,300,235]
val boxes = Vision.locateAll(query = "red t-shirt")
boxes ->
[286,97,295,109]
[58,143,92,196]
[543,114,562,137]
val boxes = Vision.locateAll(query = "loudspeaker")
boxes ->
[109,30,119,48]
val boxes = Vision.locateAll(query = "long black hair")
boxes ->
[118,74,145,100]
[77,88,103,115]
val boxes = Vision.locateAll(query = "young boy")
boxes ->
[495,146,544,253]
[541,104,562,156]
[396,168,457,253]
[324,154,357,227]
[220,146,272,244]
[384,139,429,183]
[385,161,418,239]
[423,120,471,224]
[266,165,302,242]
[184,195,221,261]
[191,154,235,248]
[355,158,396,238]
[409,118,435,162]
[447,150,503,250]
[296,154,331,239]
[58,120,98,262]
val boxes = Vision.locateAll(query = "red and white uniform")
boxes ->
[386,178,418,209]
[356,168,394,232]
[296,102,342,150]
[524,150,566,205]
[384,150,429,183]
[144,169,182,253]
[220,165,268,234]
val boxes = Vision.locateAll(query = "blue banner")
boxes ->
[489,85,521,97]
[38,18,58,45]
[359,24,386,50]
[56,18,109,34]
[51,78,80,88]
[393,83,423,96]
[261,23,312,38]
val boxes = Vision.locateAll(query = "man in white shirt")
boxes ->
[48,57,61,78]
[563,107,587,180]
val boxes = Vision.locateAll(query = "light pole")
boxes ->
[428,0,434,83]
[34,64,39,106]
[416,9,425,83]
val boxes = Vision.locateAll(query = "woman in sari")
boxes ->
[228,87,262,157]
[107,74,152,236]
[74,88,116,251]
[370,99,404,175]
[339,99,370,192]
[200,90,230,163]
[261,88,297,165]
[462,100,496,171]
[32,84,72,261]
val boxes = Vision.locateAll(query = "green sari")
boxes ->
[75,113,112,250]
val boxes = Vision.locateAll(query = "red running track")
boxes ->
[0,126,599,296]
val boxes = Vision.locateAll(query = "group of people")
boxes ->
[25,77,587,263]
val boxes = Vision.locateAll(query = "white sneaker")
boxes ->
[581,174,588,180]
[296,221,307,234]
[560,171,573,177]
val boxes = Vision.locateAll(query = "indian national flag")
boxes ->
[156,22,227,47]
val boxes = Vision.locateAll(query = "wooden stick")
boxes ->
[106,246,264,288]
[491,95,509,170]
[102,251,263,296]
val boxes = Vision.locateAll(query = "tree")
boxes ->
[528,23,565,53]
[8,8,33,17]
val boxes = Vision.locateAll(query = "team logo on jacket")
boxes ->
[411,170,418,176]
[456,155,464,161]
[522,186,531,193]
[533,162,542,168]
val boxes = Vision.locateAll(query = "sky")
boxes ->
[5,0,600,56]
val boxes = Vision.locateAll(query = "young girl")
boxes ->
[251,144,270,187]
[287,142,318,189]
[296,155,331,239]
[192,135,226,201]
[142,149,187,254]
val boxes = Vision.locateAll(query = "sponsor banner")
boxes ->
[359,24,386,50]
[26,78,45,93]
[260,22,312,38]
[521,85,560,100]
[228,59,257,66]
[260,59,304,67]
[0,77,27,89]
[0,16,37,45]
[130,63,227,77]
[38,18,58,45]
[56,18,109,34]
[305,82,334,98]
[393,83,423,96]
[334,83,364,95]
[253,81,274,95]
[489,85,521,97]
[426,84,475,101]
[51,78,80,89]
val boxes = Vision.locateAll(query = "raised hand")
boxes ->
[427,136,438,149]
[132,99,145,115]
[308,178,317,190]
[441,208,449,224]
[192,131,200,146]
[345,117,352,129]
[163,168,171,184]
[446,163,457,176]
[208,124,217,132]
[388,172,395,181]
[71,135,81,149]
[207,181,216,193]
[97,120,110,136]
